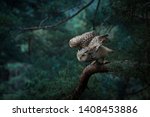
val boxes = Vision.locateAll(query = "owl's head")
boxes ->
[76,47,93,62]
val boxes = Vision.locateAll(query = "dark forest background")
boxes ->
[0,0,150,99]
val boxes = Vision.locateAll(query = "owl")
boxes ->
[88,34,109,47]
[77,44,113,63]
[91,45,113,63]
[69,31,96,48]
[88,36,103,51]
[69,31,113,63]
[76,47,93,62]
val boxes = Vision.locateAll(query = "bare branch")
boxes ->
[93,0,101,30]
[66,62,109,99]
[22,0,95,31]
[38,2,84,27]
[39,17,49,27]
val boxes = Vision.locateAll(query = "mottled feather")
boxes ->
[69,31,96,48]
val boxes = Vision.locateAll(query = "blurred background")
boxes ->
[0,0,150,99]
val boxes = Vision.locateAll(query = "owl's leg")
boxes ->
[91,60,102,65]
[91,58,107,65]
[97,57,104,64]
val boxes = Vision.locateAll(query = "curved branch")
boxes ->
[39,2,85,27]
[22,0,95,31]
[67,62,109,99]
[65,60,150,99]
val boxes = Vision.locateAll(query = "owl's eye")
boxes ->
[84,50,88,53]
[88,52,92,55]
[82,53,86,57]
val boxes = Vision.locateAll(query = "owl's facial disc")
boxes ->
[80,53,88,61]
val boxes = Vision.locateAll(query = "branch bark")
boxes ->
[22,0,95,31]
[67,62,109,99]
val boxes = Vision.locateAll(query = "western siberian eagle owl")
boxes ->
[69,31,113,63]
[76,45,113,63]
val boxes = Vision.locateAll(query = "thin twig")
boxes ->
[93,0,101,30]
[38,3,84,27]
[22,0,95,31]
[127,84,150,96]
[39,16,49,27]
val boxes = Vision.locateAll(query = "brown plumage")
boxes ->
[69,31,96,48]
[69,31,113,63]
[77,45,113,63]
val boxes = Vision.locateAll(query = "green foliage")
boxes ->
[0,0,150,99]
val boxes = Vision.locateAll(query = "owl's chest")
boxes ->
[93,46,107,58]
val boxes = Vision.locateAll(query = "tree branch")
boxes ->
[66,62,109,99]
[38,2,84,27]
[65,60,150,99]
[21,0,95,31]
[93,0,101,30]
[39,16,49,27]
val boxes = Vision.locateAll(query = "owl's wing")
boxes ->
[69,31,96,48]
[88,36,103,52]
[98,34,109,43]
[95,44,101,52]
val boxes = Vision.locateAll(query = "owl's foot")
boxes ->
[97,60,110,65]
[97,60,104,65]
[91,60,103,65]
[91,60,110,65]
